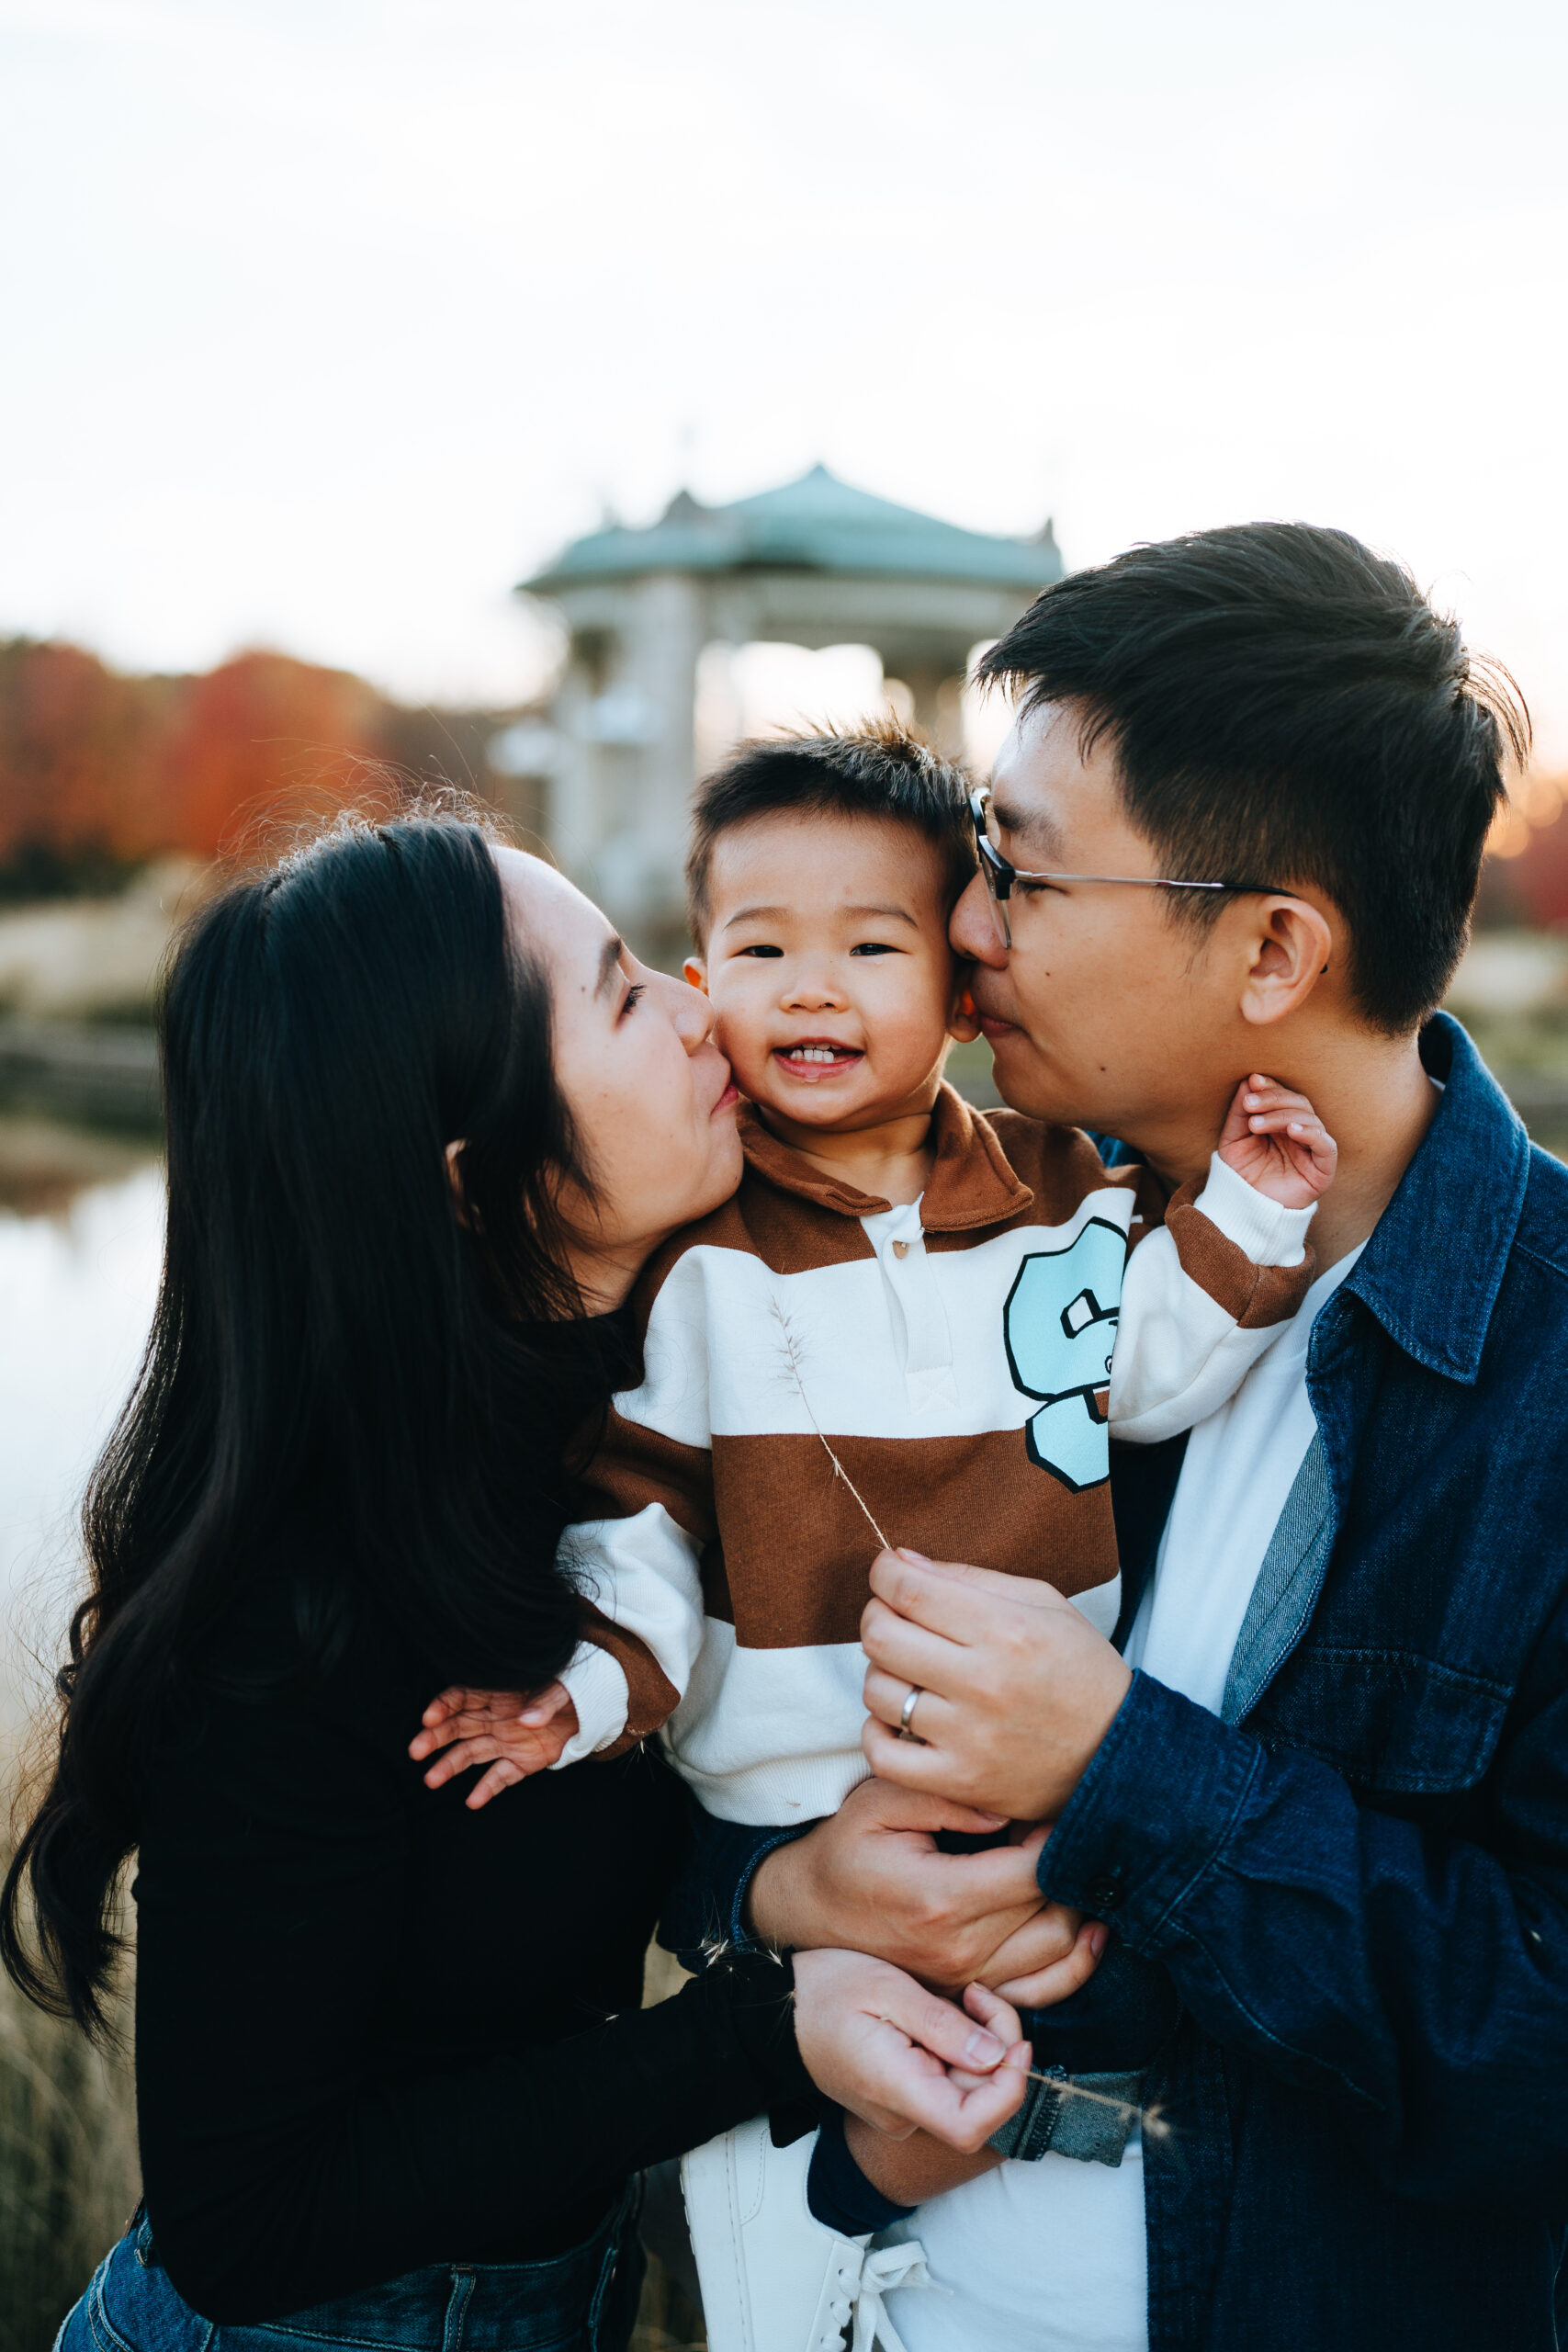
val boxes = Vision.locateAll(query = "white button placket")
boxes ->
[863,1196,958,1414]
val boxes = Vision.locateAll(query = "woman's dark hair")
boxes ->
[978,522,1531,1035]
[3,808,608,2035]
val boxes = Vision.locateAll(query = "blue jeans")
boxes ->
[55,2187,645,2352]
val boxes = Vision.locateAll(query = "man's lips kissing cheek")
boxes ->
[969,982,1021,1044]
[773,1036,865,1083]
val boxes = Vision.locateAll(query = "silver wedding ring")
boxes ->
[897,1683,923,1739]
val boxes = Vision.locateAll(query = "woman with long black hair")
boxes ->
[2,809,1026,2352]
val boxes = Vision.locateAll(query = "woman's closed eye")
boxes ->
[618,981,647,1019]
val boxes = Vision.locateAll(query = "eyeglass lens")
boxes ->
[975,797,1013,949]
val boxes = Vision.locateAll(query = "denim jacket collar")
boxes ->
[1340,1012,1531,1387]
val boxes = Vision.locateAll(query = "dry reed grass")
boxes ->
[0,1881,139,2352]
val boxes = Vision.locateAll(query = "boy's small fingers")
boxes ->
[410,1716,463,1758]
[519,1681,570,1726]
[467,1759,523,1810]
[1244,1083,1310,1112]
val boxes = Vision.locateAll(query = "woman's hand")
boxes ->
[861,1552,1132,1823]
[791,1949,1030,2152]
[843,2113,1001,2207]
[408,1683,581,1807]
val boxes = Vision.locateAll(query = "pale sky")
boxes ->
[4,0,1567,754]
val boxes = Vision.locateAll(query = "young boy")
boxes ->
[423,723,1335,2349]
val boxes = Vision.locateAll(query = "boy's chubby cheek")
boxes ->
[707,1011,775,1103]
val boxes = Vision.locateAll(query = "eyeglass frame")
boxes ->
[968,787,1286,948]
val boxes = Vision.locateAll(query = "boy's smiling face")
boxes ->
[686,810,971,1138]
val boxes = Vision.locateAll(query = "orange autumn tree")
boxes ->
[0,639,168,876]
[159,650,385,860]
[0,639,532,891]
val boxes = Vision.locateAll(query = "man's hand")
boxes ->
[749,1776,1053,1989]
[407,1682,581,1807]
[1219,1072,1337,1208]
[861,1553,1133,1823]
[972,1823,1107,2005]
[791,1951,1029,2152]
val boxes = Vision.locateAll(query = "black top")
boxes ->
[133,1530,808,2324]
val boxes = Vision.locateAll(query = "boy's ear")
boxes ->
[682,956,709,996]
[947,972,982,1046]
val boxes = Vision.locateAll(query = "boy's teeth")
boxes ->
[785,1046,853,1062]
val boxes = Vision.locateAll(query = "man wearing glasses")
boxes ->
[675,522,1568,2351]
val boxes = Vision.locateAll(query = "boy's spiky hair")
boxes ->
[685,718,977,948]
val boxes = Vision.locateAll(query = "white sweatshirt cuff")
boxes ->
[1192,1149,1315,1269]
[548,1641,631,1769]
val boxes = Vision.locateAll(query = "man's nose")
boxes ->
[951,872,1006,967]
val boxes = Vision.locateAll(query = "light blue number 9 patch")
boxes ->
[1003,1217,1126,1493]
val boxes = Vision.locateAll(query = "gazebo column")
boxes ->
[592,572,707,961]
[546,643,610,884]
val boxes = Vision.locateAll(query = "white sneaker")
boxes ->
[680,2115,933,2352]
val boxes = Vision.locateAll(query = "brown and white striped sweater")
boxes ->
[554,1083,1315,1826]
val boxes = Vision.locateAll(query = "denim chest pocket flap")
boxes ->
[1252,1645,1513,1795]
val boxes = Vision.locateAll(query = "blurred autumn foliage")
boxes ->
[1481,770,1568,930]
[0,638,538,895]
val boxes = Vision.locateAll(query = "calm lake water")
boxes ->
[0,1118,164,1727]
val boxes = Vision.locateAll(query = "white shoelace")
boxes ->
[820,2237,938,2352]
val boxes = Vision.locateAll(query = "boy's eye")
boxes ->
[850,941,898,956]
[737,944,784,958]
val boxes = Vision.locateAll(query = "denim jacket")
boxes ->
[662,1014,1568,2349]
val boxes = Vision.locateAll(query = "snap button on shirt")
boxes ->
[861,1196,959,1414]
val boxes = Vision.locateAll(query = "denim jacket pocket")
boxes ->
[1251,1645,1512,1794]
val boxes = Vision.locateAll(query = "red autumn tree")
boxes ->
[157,650,385,860]
[0,639,168,871]
[0,639,532,888]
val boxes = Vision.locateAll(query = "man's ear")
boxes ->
[1239,898,1335,1030]
[682,956,709,995]
[947,970,982,1045]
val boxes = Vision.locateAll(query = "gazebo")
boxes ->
[517,465,1064,954]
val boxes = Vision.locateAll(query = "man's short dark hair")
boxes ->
[685,718,976,948]
[977,523,1529,1035]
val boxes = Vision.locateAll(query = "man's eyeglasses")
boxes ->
[968,787,1283,949]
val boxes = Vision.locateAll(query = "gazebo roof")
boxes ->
[523,465,1063,597]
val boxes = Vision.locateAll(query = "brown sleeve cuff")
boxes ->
[578,1600,680,1761]
[1162,1180,1317,1329]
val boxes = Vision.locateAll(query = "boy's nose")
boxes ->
[783,974,847,1010]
